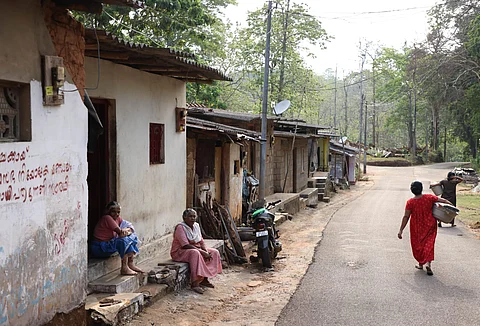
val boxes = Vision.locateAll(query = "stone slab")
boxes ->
[86,292,144,326]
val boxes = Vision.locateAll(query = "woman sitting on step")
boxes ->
[170,208,222,294]
[90,201,144,275]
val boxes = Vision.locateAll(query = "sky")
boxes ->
[223,0,440,76]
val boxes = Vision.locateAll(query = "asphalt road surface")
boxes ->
[277,163,480,326]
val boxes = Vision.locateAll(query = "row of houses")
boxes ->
[0,1,359,325]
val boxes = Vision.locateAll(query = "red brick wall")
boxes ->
[43,0,85,98]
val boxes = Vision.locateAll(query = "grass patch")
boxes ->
[366,156,412,167]
[457,190,480,228]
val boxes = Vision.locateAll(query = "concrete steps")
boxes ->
[308,176,331,203]
[88,271,148,294]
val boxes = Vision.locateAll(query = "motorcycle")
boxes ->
[247,200,282,271]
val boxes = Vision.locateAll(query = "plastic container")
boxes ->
[431,184,443,196]
[432,202,459,223]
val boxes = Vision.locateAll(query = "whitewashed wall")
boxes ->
[0,82,88,325]
[0,1,88,324]
[85,57,187,244]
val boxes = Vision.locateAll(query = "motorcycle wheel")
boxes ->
[258,245,272,268]
[270,241,278,259]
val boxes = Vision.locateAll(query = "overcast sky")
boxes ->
[223,0,440,75]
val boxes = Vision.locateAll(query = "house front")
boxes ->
[329,140,359,185]
[0,1,229,324]
[187,107,276,197]
[185,115,261,224]
[273,120,332,193]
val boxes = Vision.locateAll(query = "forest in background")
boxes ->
[74,0,480,166]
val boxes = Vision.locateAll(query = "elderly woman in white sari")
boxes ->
[170,208,222,294]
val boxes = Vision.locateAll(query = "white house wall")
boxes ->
[85,57,187,243]
[0,3,88,324]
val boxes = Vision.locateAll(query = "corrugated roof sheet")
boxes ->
[330,140,360,154]
[187,107,269,122]
[84,29,231,83]
[275,120,330,130]
[187,117,261,141]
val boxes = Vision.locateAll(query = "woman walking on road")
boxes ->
[430,172,463,227]
[398,181,452,276]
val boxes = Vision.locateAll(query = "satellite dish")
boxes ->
[273,100,291,115]
[340,136,348,144]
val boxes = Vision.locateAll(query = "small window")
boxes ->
[150,123,165,164]
[234,160,240,175]
[0,82,31,142]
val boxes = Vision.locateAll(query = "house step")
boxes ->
[307,177,327,188]
[322,196,330,203]
[88,234,174,284]
[86,292,145,325]
[299,188,318,207]
[318,193,324,201]
[88,271,148,294]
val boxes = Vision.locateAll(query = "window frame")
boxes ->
[149,123,165,165]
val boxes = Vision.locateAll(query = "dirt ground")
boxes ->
[123,181,372,326]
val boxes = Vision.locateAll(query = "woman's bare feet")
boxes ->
[120,266,137,275]
[128,264,145,273]
[127,255,144,273]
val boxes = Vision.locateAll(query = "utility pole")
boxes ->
[343,76,348,135]
[334,65,337,129]
[363,101,367,174]
[278,0,290,102]
[359,47,366,146]
[259,0,273,202]
[371,61,376,147]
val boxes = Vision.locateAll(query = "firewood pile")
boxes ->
[196,193,247,264]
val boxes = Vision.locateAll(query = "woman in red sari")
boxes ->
[398,181,451,275]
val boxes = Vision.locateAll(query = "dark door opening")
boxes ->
[87,99,115,253]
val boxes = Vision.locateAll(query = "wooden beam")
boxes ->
[53,1,102,13]
[85,51,129,60]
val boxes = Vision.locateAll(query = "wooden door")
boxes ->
[87,100,111,244]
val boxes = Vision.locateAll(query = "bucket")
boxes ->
[432,202,459,223]
[431,184,443,196]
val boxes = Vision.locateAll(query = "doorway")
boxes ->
[87,99,116,250]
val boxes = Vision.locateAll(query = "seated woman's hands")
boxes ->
[200,250,212,261]
[119,228,132,237]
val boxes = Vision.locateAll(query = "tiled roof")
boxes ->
[84,29,231,83]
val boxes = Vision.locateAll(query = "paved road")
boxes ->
[277,163,480,326]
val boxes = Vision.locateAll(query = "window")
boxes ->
[0,82,31,142]
[149,123,165,164]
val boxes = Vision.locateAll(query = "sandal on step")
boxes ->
[191,286,205,294]
[425,266,433,276]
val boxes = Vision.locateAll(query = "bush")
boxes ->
[428,150,444,163]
